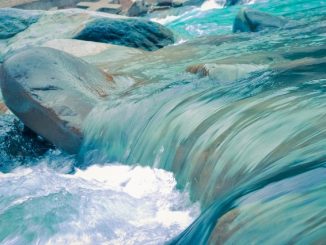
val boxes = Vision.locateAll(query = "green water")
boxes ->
[80,0,326,244]
[164,0,325,39]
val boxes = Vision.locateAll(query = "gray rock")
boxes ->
[74,17,174,51]
[233,8,288,33]
[0,47,113,154]
[0,8,40,39]
[121,0,149,16]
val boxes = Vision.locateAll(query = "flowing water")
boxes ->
[1,0,326,244]
[0,151,199,244]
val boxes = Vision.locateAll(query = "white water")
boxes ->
[200,0,224,11]
[0,159,200,244]
[151,0,265,25]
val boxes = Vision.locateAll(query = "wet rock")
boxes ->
[187,63,265,82]
[120,0,149,16]
[0,114,53,173]
[0,8,40,39]
[119,0,185,16]
[0,102,8,114]
[74,17,174,51]
[0,47,113,154]
[233,8,288,33]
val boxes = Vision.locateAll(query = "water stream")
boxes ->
[0,0,325,244]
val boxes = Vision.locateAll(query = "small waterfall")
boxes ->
[1,0,325,243]
[81,62,326,207]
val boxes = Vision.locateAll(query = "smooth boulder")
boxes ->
[233,8,288,33]
[0,47,113,154]
[0,8,40,39]
[74,18,174,51]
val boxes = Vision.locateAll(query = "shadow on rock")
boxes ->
[0,115,54,173]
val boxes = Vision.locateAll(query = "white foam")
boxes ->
[0,163,200,244]
[151,15,181,25]
[200,0,224,11]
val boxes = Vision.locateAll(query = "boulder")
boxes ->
[233,8,288,33]
[74,17,174,51]
[0,8,40,39]
[0,47,113,154]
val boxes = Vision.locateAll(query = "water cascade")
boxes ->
[0,0,325,243]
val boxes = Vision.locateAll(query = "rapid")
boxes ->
[0,0,325,244]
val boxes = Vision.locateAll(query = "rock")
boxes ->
[0,47,113,154]
[1,9,173,56]
[43,39,120,58]
[0,114,53,173]
[42,39,144,59]
[233,8,288,33]
[42,39,142,90]
[0,0,81,10]
[187,63,266,82]
[74,17,174,51]
[0,8,40,39]
[0,102,8,114]
[120,0,149,16]
[77,0,122,14]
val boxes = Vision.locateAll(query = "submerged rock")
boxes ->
[270,57,326,84]
[233,8,288,33]
[186,63,265,82]
[0,47,113,154]
[0,8,40,39]
[74,18,174,51]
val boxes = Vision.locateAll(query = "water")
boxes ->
[1,0,326,243]
[0,155,199,244]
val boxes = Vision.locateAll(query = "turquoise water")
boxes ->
[161,0,325,40]
[81,0,326,243]
[1,0,326,244]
